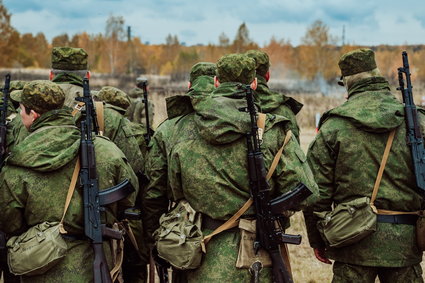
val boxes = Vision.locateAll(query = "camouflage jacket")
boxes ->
[0,108,138,282]
[144,82,318,282]
[254,76,303,141]
[305,77,424,267]
[187,75,215,96]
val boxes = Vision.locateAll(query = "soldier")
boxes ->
[245,49,303,141]
[304,48,424,282]
[48,47,144,182]
[0,80,138,282]
[95,85,148,283]
[143,54,317,282]
[126,86,155,126]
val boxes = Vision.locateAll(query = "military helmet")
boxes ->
[189,62,217,83]
[51,47,88,70]
[338,48,377,77]
[11,80,65,114]
[97,86,131,110]
[216,53,256,84]
[245,50,270,77]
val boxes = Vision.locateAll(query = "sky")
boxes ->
[3,0,425,46]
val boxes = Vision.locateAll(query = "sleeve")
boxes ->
[303,131,337,248]
[0,167,27,235]
[142,129,170,247]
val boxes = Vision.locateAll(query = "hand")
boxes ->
[314,248,332,264]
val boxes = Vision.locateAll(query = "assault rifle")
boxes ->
[136,77,154,144]
[78,77,134,283]
[243,85,312,283]
[397,51,425,193]
[0,74,10,167]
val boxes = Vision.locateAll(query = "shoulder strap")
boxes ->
[95,101,105,135]
[59,157,81,234]
[201,128,293,249]
[370,130,422,216]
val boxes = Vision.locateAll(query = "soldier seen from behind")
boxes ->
[143,54,318,282]
[0,80,138,282]
[304,48,424,282]
[245,49,303,141]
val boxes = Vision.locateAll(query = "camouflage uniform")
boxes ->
[0,81,138,282]
[144,55,318,282]
[304,49,424,282]
[95,85,148,283]
[245,50,302,141]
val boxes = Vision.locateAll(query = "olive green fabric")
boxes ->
[189,62,216,83]
[338,48,377,76]
[12,80,65,114]
[144,81,318,282]
[216,53,256,84]
[51,47,88,70]
[125,97,155,126]
[245,49,270,77]
[96,86,131,110]
[128,87,142,99]
[0,108,138,282]
[315,197,377,248]
[304,77,424,267]
[255,76,302,141]
[332,261,423,283]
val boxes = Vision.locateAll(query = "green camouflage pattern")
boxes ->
[255,76,302,141]
[12,80,65,114]
[96,86,131,110]
[245,49,270,77]
[216,53,256,84]
[128,87,143,99]
[51,47,88,70]
[0,108,138,282]
[144,81,318,281]
[189,62,216,83]
[332,261,423,283]
[339,48,377,76]
[187,75,215,97]
[304,77,424,267]
[125,97,154,126]
[1,80,26,93]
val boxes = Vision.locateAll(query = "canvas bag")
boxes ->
[154,200,203,270]
[315,130,423,248]
[7,158,80,275]
[314,131,396,248]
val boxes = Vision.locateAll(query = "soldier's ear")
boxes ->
[187,81,192,89]
[214,76,220,88]
[265,71,270,82]
[86,71,91,79]
[49,70,54,81]
[250,77,258,90]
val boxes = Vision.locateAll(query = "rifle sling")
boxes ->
[72,101,105,135]
[370,129,422,216]
[201,117,293,249]
[59,157,81,234]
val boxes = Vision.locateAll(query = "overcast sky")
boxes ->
[4,0,425,46]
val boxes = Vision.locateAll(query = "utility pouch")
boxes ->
[7,221,67,276]
[315,197,377,248]
[236,219,272,268]
[7,158,80,276]
[154,200,203,270]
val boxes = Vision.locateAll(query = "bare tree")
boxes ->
[105,15,125,74]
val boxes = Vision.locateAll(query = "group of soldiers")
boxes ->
[0,45,422,283]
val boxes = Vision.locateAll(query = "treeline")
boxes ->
[1,2,425,84]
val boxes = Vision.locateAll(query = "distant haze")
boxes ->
[4,0,425,46]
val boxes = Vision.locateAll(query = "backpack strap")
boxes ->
[201,126,293,250]
[370,130,422,216]
[59,157,81,234]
